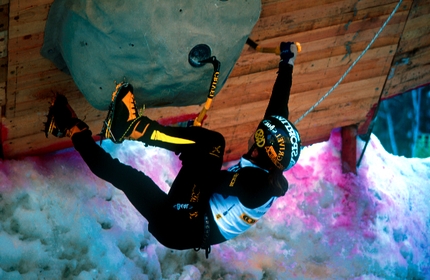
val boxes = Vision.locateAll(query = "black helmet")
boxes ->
[252,115,301,171]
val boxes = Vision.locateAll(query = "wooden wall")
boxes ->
[382,0,430,97]
[1,0,429,162]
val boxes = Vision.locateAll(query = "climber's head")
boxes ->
[248,115,301,172]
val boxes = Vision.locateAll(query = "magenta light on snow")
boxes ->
[0,130,429,279]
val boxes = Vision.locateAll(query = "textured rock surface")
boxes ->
[41,0,261,110]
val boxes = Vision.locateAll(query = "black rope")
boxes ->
[357,120,376,168]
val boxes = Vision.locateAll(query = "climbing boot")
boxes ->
[45,94,88,138]
[102,82,140,143]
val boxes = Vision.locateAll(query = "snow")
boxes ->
[0,129,429,279]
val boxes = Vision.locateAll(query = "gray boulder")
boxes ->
[41,0,261,110]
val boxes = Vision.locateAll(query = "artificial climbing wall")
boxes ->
[1,0,429,162]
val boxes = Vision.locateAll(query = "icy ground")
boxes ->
[0,129,429,279]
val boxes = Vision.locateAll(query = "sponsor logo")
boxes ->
[254,128,265,147]
[275,133,286,166]
[189,212,199,219]
[189,185,200,203]
[265,145,284,170]
[172,203,193,211]
[272,116,300,169]
[228,164,240,172]
[210,145,222,158]
[262,120,276,133]
[229,173,239,187]
[189,185,200,219]
[209,72,219,98]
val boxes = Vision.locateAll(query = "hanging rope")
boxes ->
[294,0,403,125]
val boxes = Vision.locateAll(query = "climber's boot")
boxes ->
[102,82,144,143]
[45,94,88,138]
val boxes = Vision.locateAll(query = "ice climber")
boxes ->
[46,42,301,258]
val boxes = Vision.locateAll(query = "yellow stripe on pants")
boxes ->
[150,130,196,144]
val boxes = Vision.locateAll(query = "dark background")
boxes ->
[372,84,430,158]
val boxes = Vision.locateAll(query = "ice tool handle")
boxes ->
[193,56,221,127]
[246,38,302,54]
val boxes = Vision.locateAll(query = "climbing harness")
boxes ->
[293,0,403,125]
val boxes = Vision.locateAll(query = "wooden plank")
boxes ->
[2,101,204,157]
[214,44,396,114]
[251,0,412,41]
[205,75,385,133]
[0,30,7,58]
[233,10,407,78]
[5,70,74,118]
[0,56,7,103]
[399,27,430,53]
[205,79,384,150]
[4,96,201,140]
[216,121,261,161]
[1,118,101,158]
[8,32,45,61]
[293,96,380,130]
[261,0,342,18]
[3,0,425,161]
[9,56,57,80]
[9,0,52,13]
[224,56,387,106]
[221,117,361,162]
[8,19,47,41]
[219,93,377,163]
[260,0,401,18]
[0,3,8,107]
[6,0,52,121]
[3,96,96,139]
[399,0,430,49]
[7,67,70,114]
[384,58,430,97]
[0,88,5,106]
[1,33,396,112]
[382,0,430,98]
[0,4,9,32]
[7,69,74,99]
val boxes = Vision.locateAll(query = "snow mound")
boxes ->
[0,129,428,279]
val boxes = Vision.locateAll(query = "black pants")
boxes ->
[72,122,225,250]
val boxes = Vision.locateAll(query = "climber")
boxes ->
[45,41,301,258]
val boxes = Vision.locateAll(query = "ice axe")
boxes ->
[246,38,302,54]
[188,44,221,127]
[193,56,220,127]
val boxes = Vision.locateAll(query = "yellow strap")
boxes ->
[150,130,195,144]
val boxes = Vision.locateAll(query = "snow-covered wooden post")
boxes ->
[341,125,357,174]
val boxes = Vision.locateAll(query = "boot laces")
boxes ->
[130,94,138,119]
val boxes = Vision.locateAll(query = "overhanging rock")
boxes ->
[41,0,261,110]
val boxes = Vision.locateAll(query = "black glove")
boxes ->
[280,42,297,66]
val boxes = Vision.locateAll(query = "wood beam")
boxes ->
[341,124,358,174]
